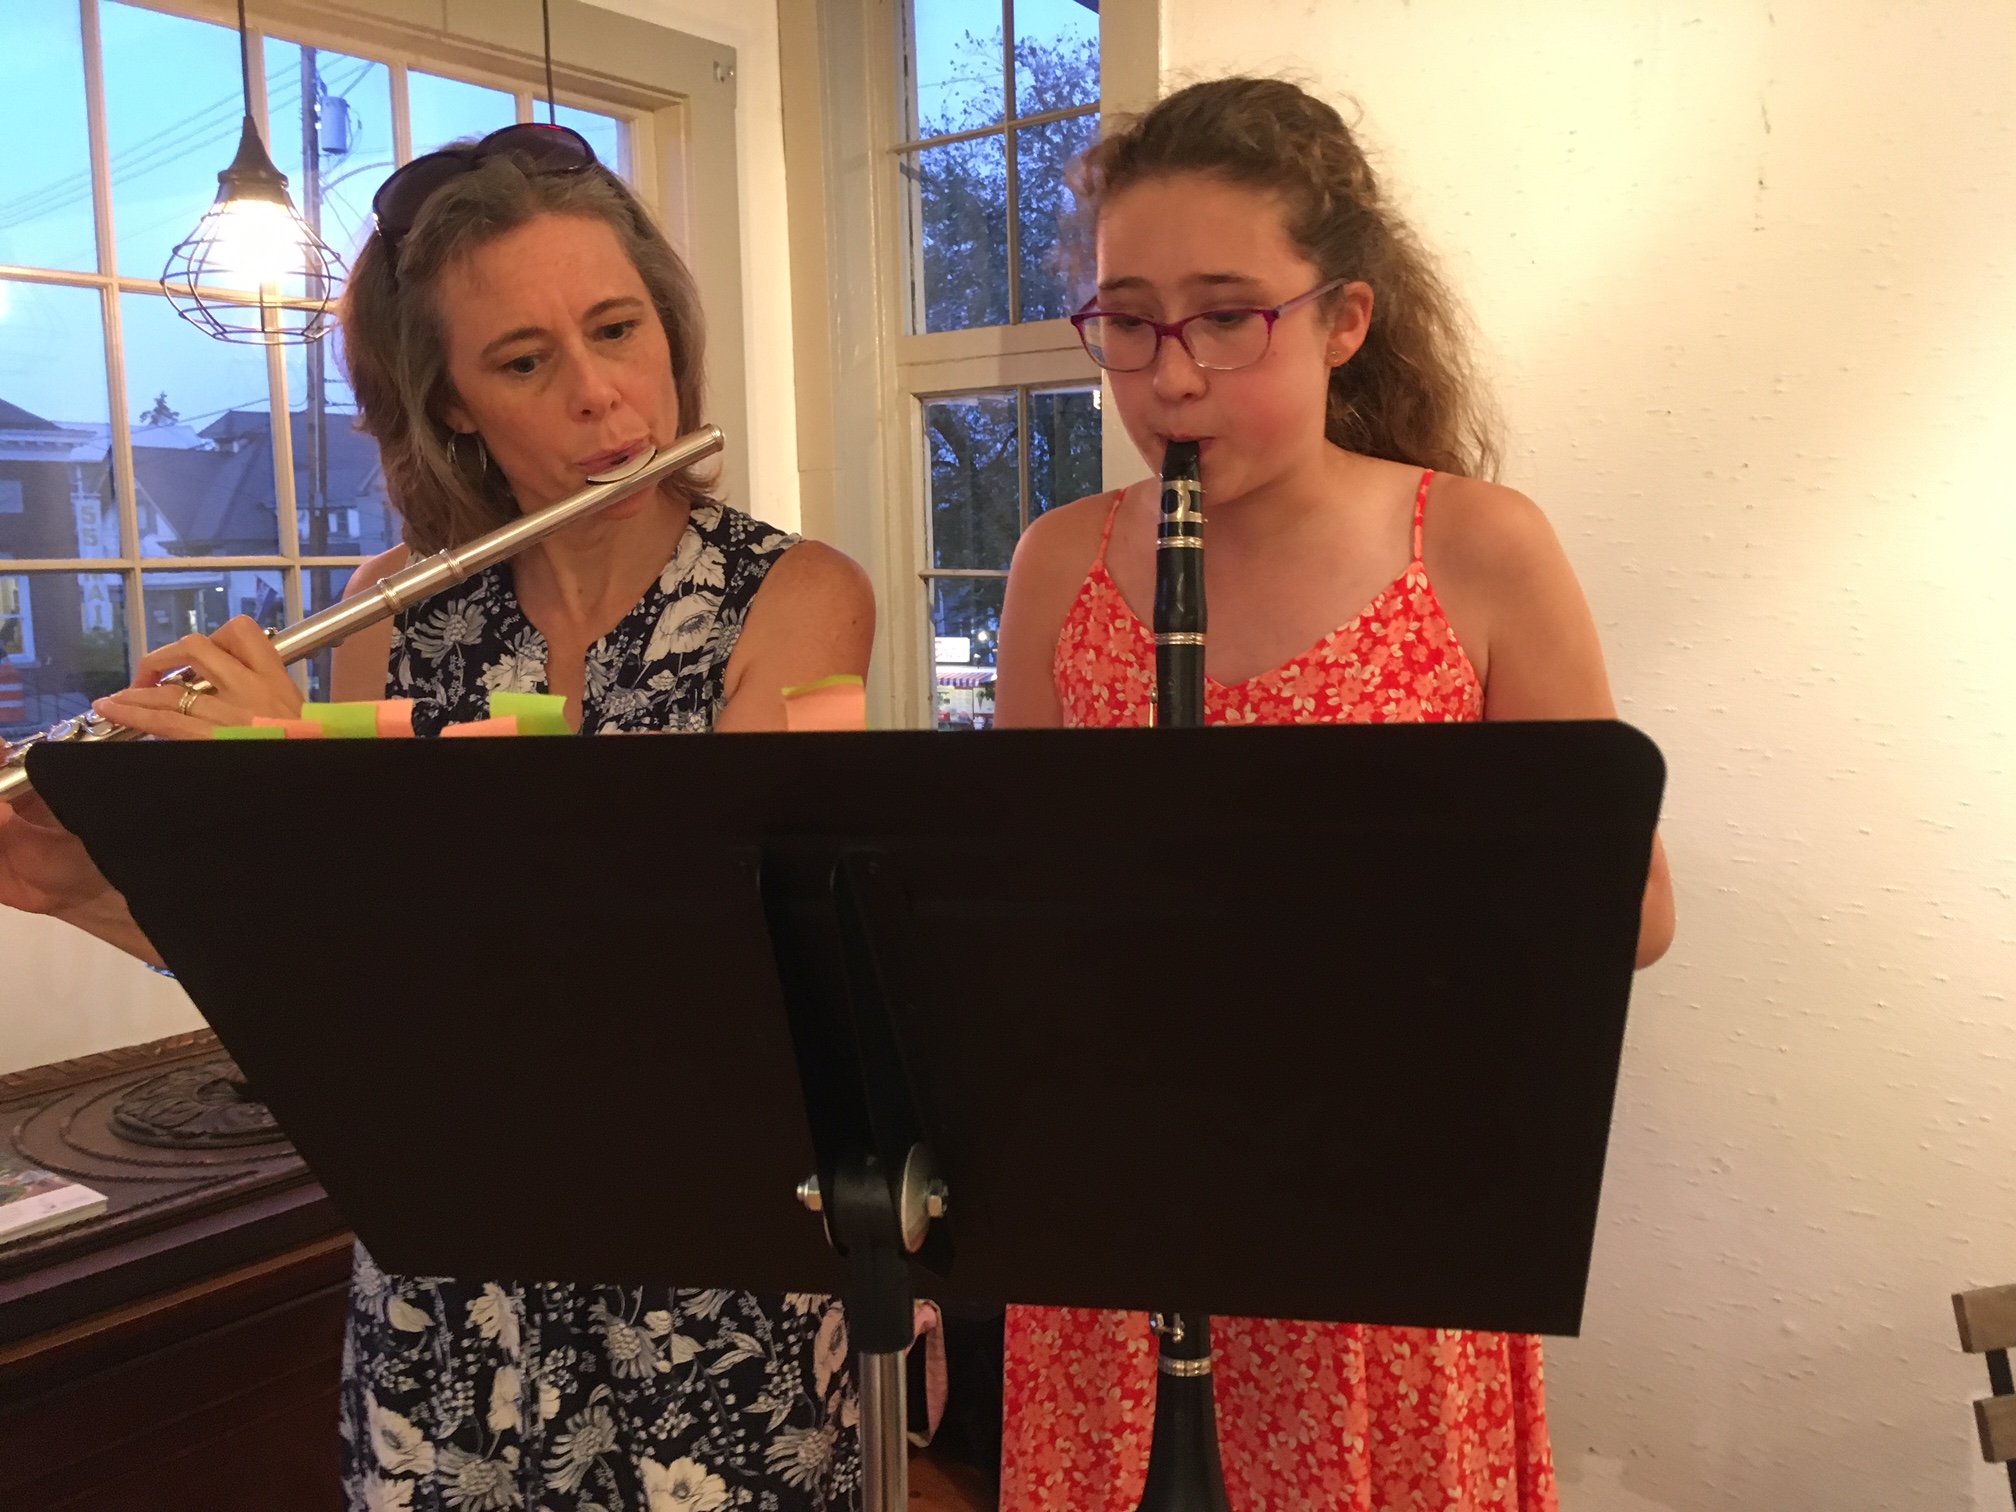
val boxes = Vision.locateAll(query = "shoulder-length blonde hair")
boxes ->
[341,153,716,553]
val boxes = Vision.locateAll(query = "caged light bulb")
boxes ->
[162,115,345,346]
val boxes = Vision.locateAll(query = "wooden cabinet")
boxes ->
[0,1033,350,1511]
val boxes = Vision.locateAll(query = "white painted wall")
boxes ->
[0,0,802,1076]
[585,0,801,536]
[1158,2,2016,1508]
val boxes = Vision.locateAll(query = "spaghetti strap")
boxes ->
[1411,470,1436,563]
[1095,490,1125,567]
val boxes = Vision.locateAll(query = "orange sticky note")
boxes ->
[250,717,326,739]
[374,700,415,738]
[782,674,867,732]
[441,716,520,738]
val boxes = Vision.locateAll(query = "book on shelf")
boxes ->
[0,1152,108,1246]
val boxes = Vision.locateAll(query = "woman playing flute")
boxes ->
[0,126,869,1512]
[994,78,1675,1511]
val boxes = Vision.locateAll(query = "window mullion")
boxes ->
[1001,0,1020,325]
[1016,385,1031,534]
[390,62,413,166]
[79,0,147,670]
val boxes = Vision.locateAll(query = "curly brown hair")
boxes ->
[340,153,717,554]
[1071,77,1501,481]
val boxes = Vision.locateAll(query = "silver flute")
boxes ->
[0,423,725,807]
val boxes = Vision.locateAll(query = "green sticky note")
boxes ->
[299,702,380,739]
[489,692,571,735]
[212,725,286,740]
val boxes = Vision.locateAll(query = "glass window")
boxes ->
[0,5,97,273]
[0,280,117,563]
[408,72,518,157]
[930,576,1004,731]
[121,292,280,558]
[900,1,1099,332]
[926,392,1019,570]
[909,5,1002,137]
[1014,0,1100,116]
[0,571,128,742]
[554,104,626,177]
[1028,384,1101,518]
[921,382,1104,729]
[1015,114,1097,321]
[265,43,396,269]
[909,137,1010,333]
[101,3,248,282]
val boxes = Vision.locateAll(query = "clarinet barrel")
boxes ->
[1137,439,1231,1512]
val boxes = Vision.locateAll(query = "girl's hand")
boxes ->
[91,616,304,738]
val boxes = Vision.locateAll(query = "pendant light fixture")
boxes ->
[162,0,344,345]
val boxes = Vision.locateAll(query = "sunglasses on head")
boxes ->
[371,123,598,261]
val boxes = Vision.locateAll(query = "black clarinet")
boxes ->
[1151,440,1206,728]
[1138,440,1233,1512]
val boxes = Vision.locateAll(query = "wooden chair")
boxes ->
[1954,1283,2016,1508]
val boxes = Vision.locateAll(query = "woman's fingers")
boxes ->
[210,615,293,683]
[131,618,302,721]
[92,684,263,741]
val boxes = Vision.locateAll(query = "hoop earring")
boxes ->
[448,431,490,474]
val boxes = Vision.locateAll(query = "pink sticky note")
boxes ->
[784,682,867,732]
[441,716,520,738]
[251,717,325,739]
[374,700,416,738]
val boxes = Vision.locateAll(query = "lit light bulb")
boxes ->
[203,196,309,291]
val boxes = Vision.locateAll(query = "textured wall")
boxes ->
[1158,2,2016,1507]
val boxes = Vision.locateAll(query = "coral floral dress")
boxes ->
[1004,472,1558,1512]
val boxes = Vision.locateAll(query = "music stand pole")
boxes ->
[763,845,952,1512]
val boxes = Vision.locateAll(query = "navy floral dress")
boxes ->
[338,502,861,1512]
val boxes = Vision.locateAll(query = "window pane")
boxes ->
[1029,386,1102,518]
[0,572,129,742]
[121,293,281,558]
[553,104,626,180]
[101,3,249,280]
[302,564,383,703]
[930,576,1002,731]
[926,393,1019,570]
[0,280,118,561]
[143,568,285,652]
[1014,0,1099,117]
[909,0,1004,137]
[287,331,397,561]
[0,4,98,272]
[408,72,517,157]
[266,42,395,269]
[908,136,1009,333]
[1015,114,1097,321]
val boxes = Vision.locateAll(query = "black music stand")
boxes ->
[31,721,1663,1511]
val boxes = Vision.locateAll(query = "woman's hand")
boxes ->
[0,756,162,965]
[91,616,305,738]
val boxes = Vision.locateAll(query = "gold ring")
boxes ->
[176,685,203,717]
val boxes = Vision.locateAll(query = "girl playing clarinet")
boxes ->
[994,76,1674,1511]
